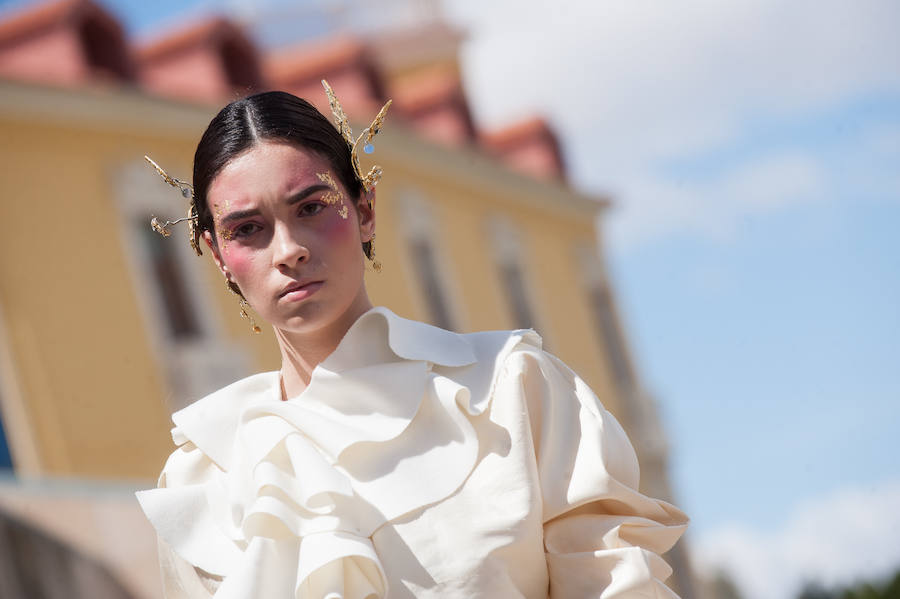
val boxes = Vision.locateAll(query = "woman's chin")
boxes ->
[271,305,326,332]
[265,285,370,340]
[270,301,349,336]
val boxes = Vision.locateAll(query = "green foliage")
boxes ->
[797,570,900,599]
[709,570,744,599]
[798,584,838,599]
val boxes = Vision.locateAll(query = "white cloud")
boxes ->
[693,481,900,599]
[831,119,900,202]
[442,0,900,250]
[603,150,828,248]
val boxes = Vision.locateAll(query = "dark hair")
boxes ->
[193,91,371,262]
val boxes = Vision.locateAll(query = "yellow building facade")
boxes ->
[0,77,623,480]
[0,2,695,596]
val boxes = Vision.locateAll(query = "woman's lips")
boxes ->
[279,281,324,302]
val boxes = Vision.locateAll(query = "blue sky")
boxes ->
[615,95,900,534]
[448,11,899,595]
[5,0,896,596]
[619,174,900,529]
[451,4,899,592]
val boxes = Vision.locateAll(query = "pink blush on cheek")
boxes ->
[222,247,254,281]
[323,208,357,242]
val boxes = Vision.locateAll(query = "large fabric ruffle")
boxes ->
[139,307,689,598]
[138,308,511,599]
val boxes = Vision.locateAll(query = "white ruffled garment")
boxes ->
[137,307,688,598]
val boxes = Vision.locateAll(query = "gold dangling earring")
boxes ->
[369,234,382,273]
[225,280,261,334]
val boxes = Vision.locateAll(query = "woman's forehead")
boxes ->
[209,141,333,204]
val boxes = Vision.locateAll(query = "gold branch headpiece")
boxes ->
[321,79,392,193]
[144,156,202,255]
[144,83,391,251]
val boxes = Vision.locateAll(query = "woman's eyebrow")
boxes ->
[219,184,333,227]
[286,184,331,206]
[219,208,260,227]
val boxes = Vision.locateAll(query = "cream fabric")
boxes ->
[137,307,688,598]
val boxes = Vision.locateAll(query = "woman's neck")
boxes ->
[275,291,373,400]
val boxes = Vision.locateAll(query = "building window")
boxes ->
[0,413,11,470]
[139,222,200,340]
[498,260,535,331]
[0,304,29,473]
[113,158,251,411]
[397,189,459,331]
[588,283,635,391]
[575,244,636,393]
[487,216,538,330]
[409,238,455,330]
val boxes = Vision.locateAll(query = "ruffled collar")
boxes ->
[138,307,514,599]
[171,307,477,471]
[322,306,476,370]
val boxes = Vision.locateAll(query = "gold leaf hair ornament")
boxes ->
[144,156,202,256]
[321,79,392,195]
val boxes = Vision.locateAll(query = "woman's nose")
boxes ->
[271,222,309,269]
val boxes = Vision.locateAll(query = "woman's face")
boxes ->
[203,140,375,336]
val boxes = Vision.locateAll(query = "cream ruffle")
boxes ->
[137,308,517,599]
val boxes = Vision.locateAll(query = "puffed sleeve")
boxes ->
[502,341,688,598]
[145,432,223,599]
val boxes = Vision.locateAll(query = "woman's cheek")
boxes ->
[222,246,256,287]
[323,209,357,245]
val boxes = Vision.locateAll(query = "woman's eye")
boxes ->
[299,202,326,216]
[231,223,261,238]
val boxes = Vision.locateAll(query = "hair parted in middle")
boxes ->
[192,91,373,268]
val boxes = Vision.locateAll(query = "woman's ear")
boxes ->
[358,190,376,242]
[203,230,229,278]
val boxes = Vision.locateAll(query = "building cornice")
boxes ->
[0,77,610,219]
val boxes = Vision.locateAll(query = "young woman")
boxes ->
[137,87,688,599]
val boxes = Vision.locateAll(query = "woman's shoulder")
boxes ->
[457,326,544,361]
[331,306,577,406]
[366,306,543,366]
[171,371,279,430]
[155,311,553,477]
[161,371,280,474]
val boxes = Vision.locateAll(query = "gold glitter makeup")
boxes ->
[214,200,233,252]
[316,171,349,219]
